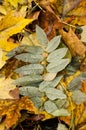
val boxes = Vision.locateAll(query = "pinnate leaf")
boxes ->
[47,48,68,62]
[47,59,70,73]
[45,88,67,100]
[44,100,57,113]
[39,75,63,92]
[68,72,86,91]
[36,25,48,47]
[46,35,61,53]
[7,45,43,58]
[72,90,86,105]
[14,75,43,86]
[51,108,70,116]
[15,53,43,63]
[15,64,44,75]
[0,96,36,129]
[19,86,42,97]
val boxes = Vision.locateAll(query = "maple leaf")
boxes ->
[0,11,33,51]
[0,96,37,129]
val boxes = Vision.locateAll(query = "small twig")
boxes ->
[19,123,24,130]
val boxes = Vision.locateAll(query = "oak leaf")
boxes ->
[0,96,36,129]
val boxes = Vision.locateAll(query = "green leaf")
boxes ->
[46,35,61,53]
[51,108,70,116]
[14,64,44,75]
[54,99,69,108]
[72,90,86,105]
[36,25,48,47]
[7,45,43,58]
[31,97,42,108]
[43,73,57,81]
[44,100,57,113]
[20,87,43,108]
[39,75,63,92]
[68,72,86,91]
[15,53,43,63]
[14,74,43,86]
[45,88,67,100]
[47,59,70,73]
[19,86,42,97]
[57,123,68,130]
[47,48,68,62]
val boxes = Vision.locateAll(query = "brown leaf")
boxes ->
[59,28,86,57]
[9,87,19,99]
[38,9,64,40]
[80,57,86,72]
[0,96,36,129]
[62,0,82,17]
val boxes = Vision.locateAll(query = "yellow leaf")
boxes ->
[0,122,5,130]
[0,11,33,51]
[4,0,24,8]
[0,96,36,129]
[0,5,7,15]
[0,49,6,69]
[0,77,17,99]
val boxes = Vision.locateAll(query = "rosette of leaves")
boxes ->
[7,25,71,116]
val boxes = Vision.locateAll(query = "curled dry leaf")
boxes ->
[59,28,86,57]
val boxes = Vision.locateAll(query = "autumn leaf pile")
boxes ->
[0,0,86,130]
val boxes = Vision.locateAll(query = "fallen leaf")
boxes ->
[38,10,63,40]
[4,0,24,8]
[0,49,6,69]
[59,28,86,57]
[0,11,33,51]
[0,96,36,129]
[62,0,82,17]
[81,26,86,43]
[0,77,17,99]
[9,87,19,99]
[81,81,86,94]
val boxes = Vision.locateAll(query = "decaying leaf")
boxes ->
[59,28,86,57]
[62,0,82,17]
[0,96,36,129]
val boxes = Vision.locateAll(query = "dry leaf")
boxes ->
[0,96,36,129]
[0,77,17,99]
[9,87,19,99]
[0,49,6,69]
[81,81,86,94]
[59,28,86,57]
[62,0,81,17]
[0,11,33,51]
[38,10,63,40]
[4,0,24,8]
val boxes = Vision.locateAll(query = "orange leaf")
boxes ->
[0,96,36,129]
[81,81,86,94]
